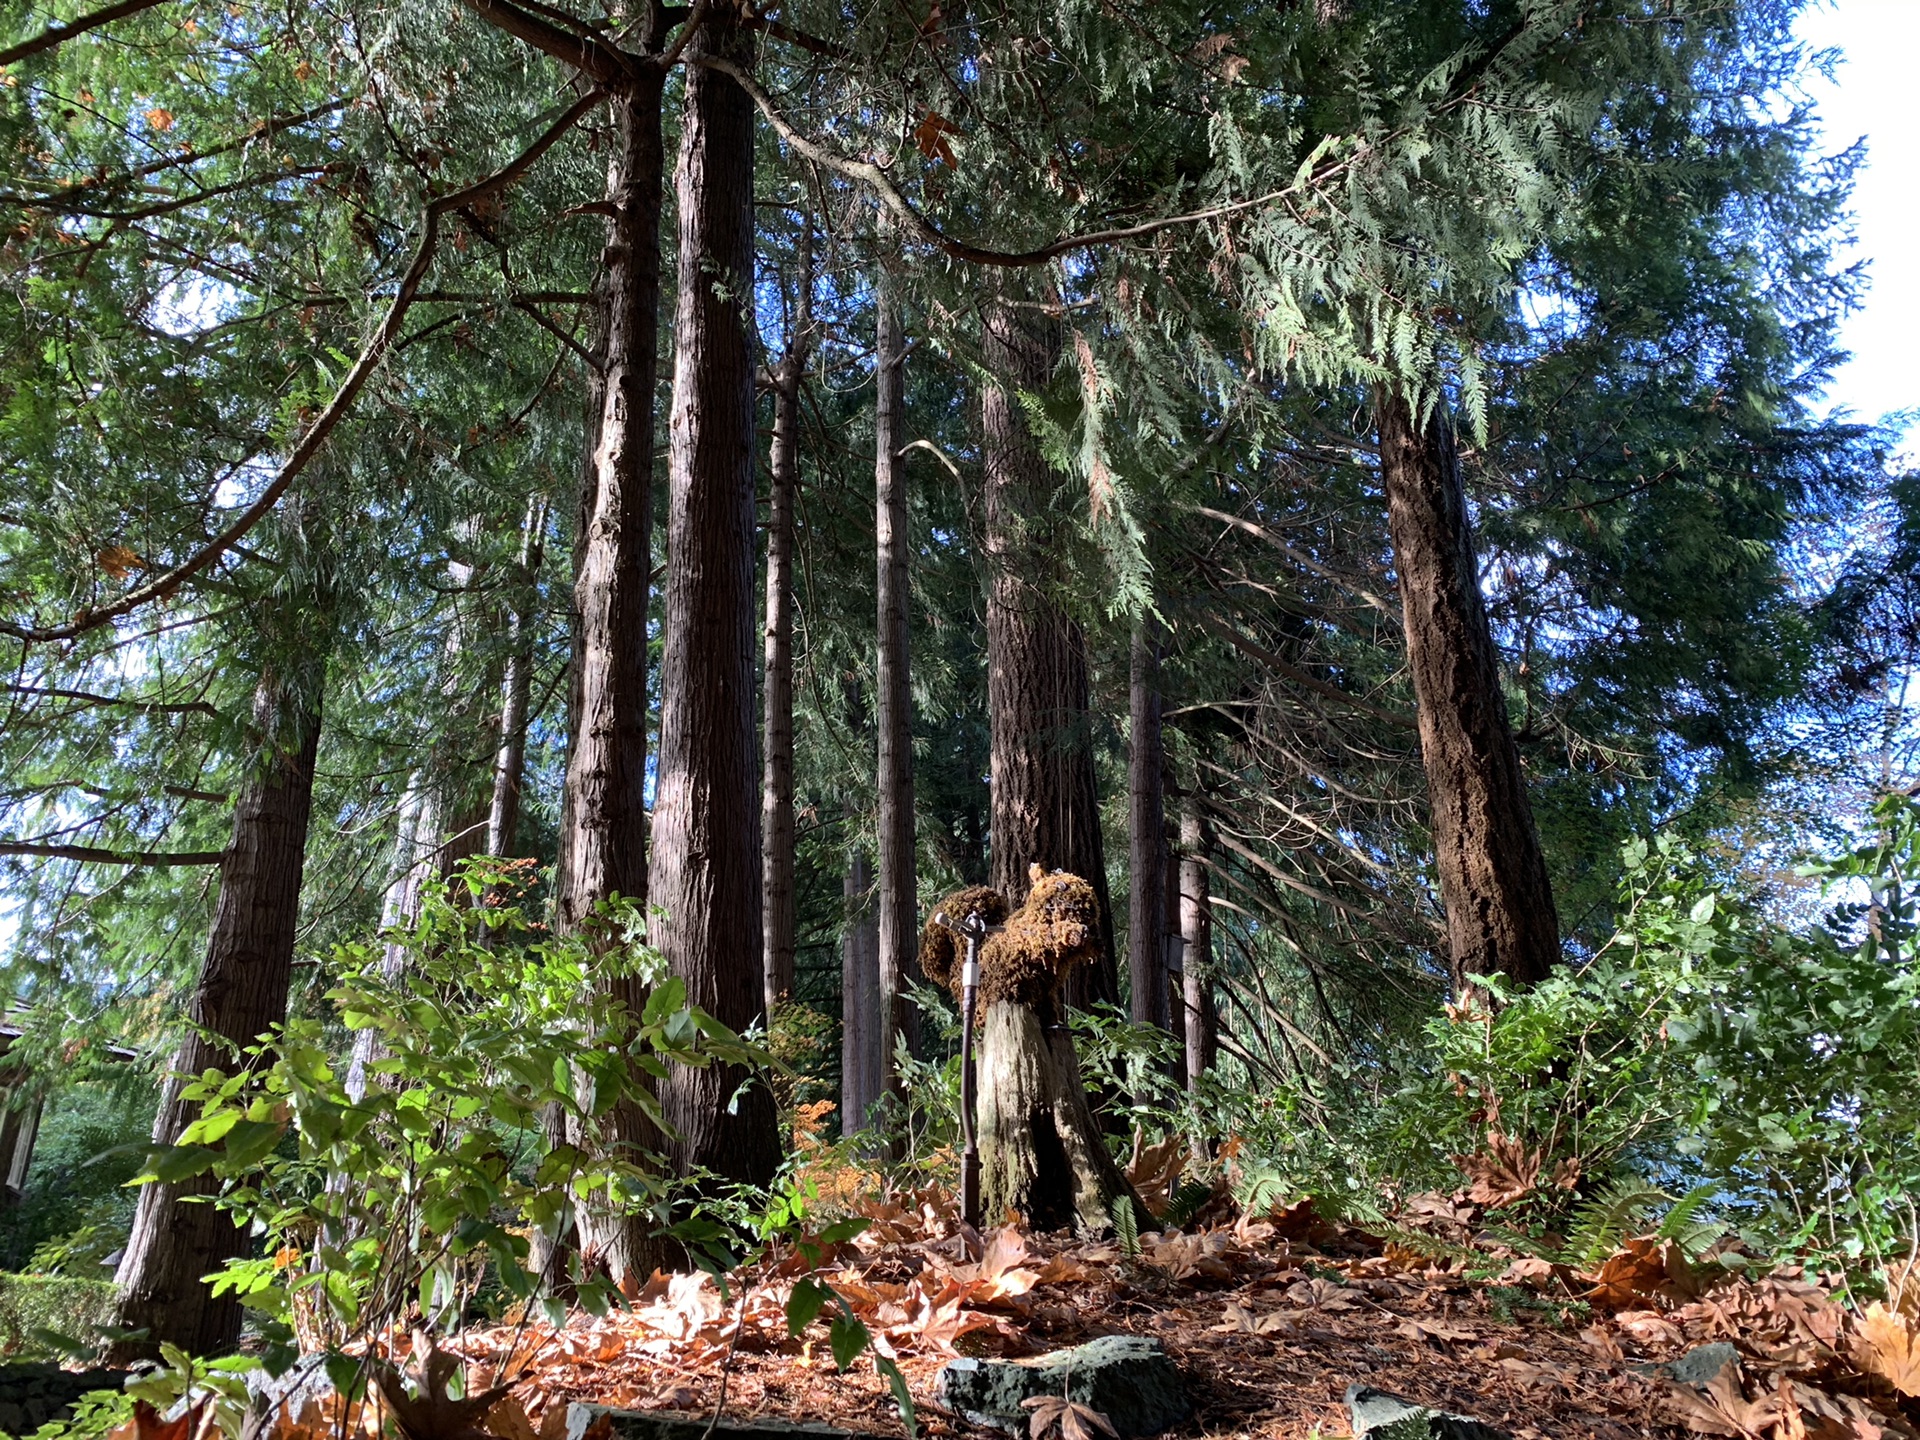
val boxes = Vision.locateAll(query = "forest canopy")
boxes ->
[0,0,1917,1436]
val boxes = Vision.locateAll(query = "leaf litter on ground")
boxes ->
[199,1168,1920,1440]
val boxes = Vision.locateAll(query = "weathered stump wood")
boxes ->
[922,870,1147,1235]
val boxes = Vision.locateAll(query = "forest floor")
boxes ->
[424,1148,1920,1440]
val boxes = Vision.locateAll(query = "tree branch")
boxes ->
[0,89,603,646]
[0,0,173,67]
[0,841,223,866]
[1193,610,1415,730]
[694,53,1358,269]
[3,683,218,716]
[459,0,635,84]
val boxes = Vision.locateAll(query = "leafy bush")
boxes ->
[1381,799,1920,1271]
[140,860,768,1353]
[0,1274,116,1360]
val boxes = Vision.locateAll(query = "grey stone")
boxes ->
[1629,1342,1738,1388]
[0,1363,127,1436]
[1345,1384,1511,1440]
[566,1404,865,1440]
[935,1335,1188,1437]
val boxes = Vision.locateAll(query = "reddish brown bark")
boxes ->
[980,296,1116,1010]
[651,3,780,1186]
[552,70,668,1286]
[109,667,323,1359]
[1375,388,1559,992]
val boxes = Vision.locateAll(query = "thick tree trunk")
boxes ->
[554,75,666,1284]
[110,667,324,1360]
[840,847,880,1138]
[1127,622,1168,1030]
[1178,796,1216,1089]
[761,226,810,1018]
[1375,388,1559,992]
[874,247,920,1115]
[488,494,548,858]
[980,296,1116,1010]
[976,998,1142,1234]
[651,4,779,1185]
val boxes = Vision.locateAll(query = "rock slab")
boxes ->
[1630,1342,1739,1387]
[936,1335,1188,1437]
[1346,1384,1511,1440]
[566,1403,865,1440]
[0,1362,128,1438]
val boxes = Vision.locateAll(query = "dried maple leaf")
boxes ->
[1125,1134,1187,1212]
[1396,1317,1479,1346]
[97,544,146,577]
[1283,1277,1356,1311]
[1215,1301,1295,1336]
[1452,1128,1546,1208]
[911,111,960,166]
[1584,1236,1706,1309]
[1852,1301,1920,1397]
[1661,1357,1781,1439]
[1022,1396,1119,1440]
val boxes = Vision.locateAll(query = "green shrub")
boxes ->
[0,1274,116,1360]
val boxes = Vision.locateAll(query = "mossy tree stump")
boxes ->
[922,869,1146,1235]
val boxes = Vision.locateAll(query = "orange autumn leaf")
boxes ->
[97,544,146,578]
[1853,1302,1920,1397]
[145,108,174,131]
[912,110,960,167]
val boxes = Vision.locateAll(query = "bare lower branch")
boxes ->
[694,53,1356,269]
[4,683,218,716]
[0,89,603,645]
[459,0,634,84]
[0,0,173,67]
[0,841,223,866]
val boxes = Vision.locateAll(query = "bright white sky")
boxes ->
[1797,0,1920,445]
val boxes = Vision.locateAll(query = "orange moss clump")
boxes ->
[979,865,1102,1008]
[917,885,1010,996]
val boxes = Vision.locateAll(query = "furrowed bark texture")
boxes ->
[1178,797,1217,1089]
[840,847,880,1138]
[874,250,920,1109]
[761,225,810,1018]
[652,4,779,1185]
[1376,388,1559,991]
[980,297,1116,1010]
[1127,622,1168,1030]
[110,670,323,1359]
[556,77,666,1284]
[976,997,1144,1234]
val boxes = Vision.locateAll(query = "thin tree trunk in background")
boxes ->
[1179,795,1217,1090]
[980,295,1116,1010]
[554,72,666,1285]
[652,2,780,1186]
[840,846,879,1138]
[762,224,811,1019]
[109,666,325,1360]
[1128,621,1168,1030]
[1375,388,1559,993]
[343,777,440,1101]
[874,239,920,1119]
[488,493,549,858]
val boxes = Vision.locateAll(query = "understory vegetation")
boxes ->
[1,0,1917,1436]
